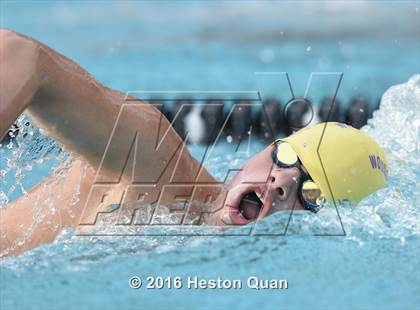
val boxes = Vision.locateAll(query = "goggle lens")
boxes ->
[272,141,299,168]
[300,180,325,212]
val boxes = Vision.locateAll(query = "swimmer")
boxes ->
[0,29,388,256]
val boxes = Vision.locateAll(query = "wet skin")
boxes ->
[208,144,306,226]
[0,29,307,256]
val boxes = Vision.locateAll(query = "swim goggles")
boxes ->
[271,140,326,213]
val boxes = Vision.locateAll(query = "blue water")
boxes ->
[1,2,419,309]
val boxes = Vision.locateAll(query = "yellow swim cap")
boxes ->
[282,122,388,202]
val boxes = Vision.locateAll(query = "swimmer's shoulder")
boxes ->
[1,29,41,78]
[1,29,97,90]
[1,28,38,46]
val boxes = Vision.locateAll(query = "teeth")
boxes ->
[221,213,233,225]
[255,192,263,201]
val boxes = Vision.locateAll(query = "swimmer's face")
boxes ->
[209,144,306,225]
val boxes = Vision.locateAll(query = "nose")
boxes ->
[268,167,301,200]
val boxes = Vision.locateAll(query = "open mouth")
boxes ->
[227,186,270,225]
[239,192,263,220]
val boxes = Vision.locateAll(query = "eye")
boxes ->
[277,188,284,196]
[270,176,276,183]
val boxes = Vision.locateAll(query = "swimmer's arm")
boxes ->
[0,29,220,256]
[0,176,66,256]
[0,29,42,138]
[0,158,130,256]
[0,161,87,257]
[0,29,216,185]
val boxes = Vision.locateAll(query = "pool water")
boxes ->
[1,2,419,309]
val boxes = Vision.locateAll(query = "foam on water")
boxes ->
[0,76,419,309]
[357,74,419,237]
[1,75,419,253]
